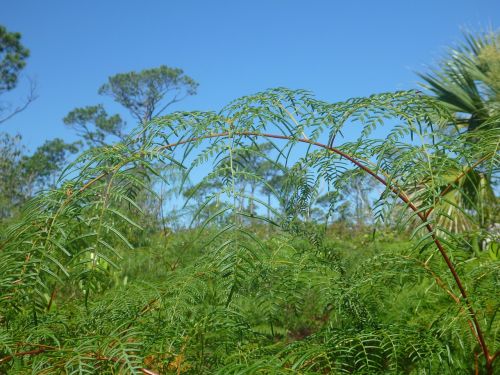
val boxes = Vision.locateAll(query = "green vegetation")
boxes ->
[0,25,35,125]
[0,30,498,375]
[64,66,199,147]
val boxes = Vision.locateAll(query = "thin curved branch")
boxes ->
[20,129,492,368]
[0,78,38,125]
[156,130,492,364]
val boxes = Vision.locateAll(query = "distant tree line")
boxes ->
[0,24,498,239]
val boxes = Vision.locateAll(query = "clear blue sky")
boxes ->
[2,0,499,151]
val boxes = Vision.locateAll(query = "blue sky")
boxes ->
[2,0,499,151]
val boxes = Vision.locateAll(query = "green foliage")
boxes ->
[0,25,29,94]
[0,133,25,218]
[417,31,499,240]
[65,65,198,149]
[98,65,199,123]
[0,87,498,374]
[22,138,80,190]
[0,25,36,125]
[63,105,125,147]
[418,29,499,132]
[0,134,79,220]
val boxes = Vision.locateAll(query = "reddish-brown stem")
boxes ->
[46,287,58,311]
[0,345,159,375]
[0,348,48,364]
[400,255,479,343]
[10,131,492,371]
[158,131,493,369]
[126,297,159,330]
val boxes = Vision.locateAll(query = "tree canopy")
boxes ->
[64,65,198,147]
[0,25,29,94]
[0,25,35,124]
[98,65,198,123]
[63,105,125,147]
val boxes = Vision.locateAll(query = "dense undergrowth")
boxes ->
[0,88,498,374]
[3,227,497,374]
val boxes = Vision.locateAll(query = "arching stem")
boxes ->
[158,130,493,370]
[65,129,494,371]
